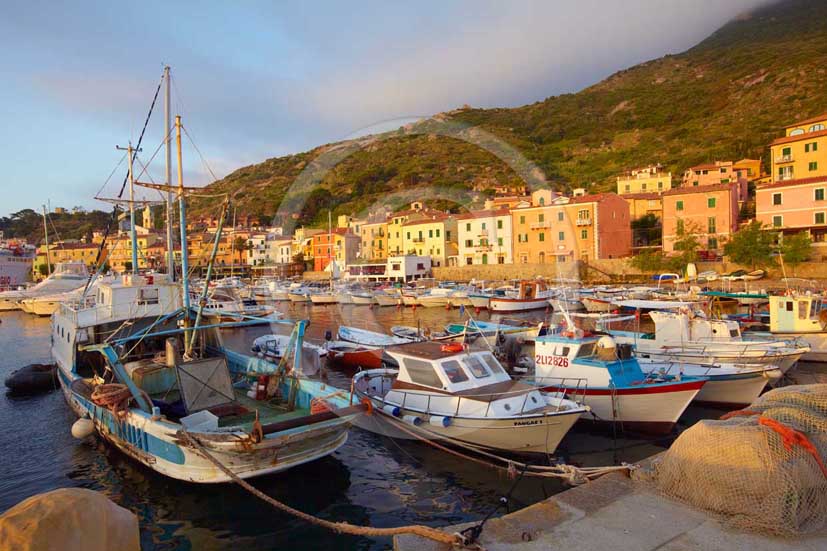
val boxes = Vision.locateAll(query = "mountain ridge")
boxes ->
[192,0,827,228]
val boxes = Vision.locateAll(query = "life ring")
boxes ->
[441,343,464,353]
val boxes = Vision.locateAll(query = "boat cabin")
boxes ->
[769,294,826,334]
[517,280,547,300]
[647,311,741,343]
[534,334,645,388]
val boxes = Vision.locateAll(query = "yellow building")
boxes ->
[387,207,432,256]
[770,114,827,182]
[291,227,323,263]
[107,232,162,272]
[616,165,672,195]
[34,241,105,279]
[622,192,663,220]
[360,220,389,261]
[402,215,458,267]
[732,158,763,182]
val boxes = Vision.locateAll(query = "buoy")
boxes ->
[402,414,422,426]
[382,404,401,417]
[445,302,451,310]
[428,415,452,428]
[475,307,481,315]
[71,418,95,439]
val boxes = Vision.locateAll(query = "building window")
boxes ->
[773,215,783,227]
[773,193,782,205]
[708,197,716,208]
[519,215,525,224]
[782,146,792,157]
[677,220,685,233]
[810,162,819,172]
[641,183,647,191]
[708,217,716,234]
[625,184,630,192]
[446,231,450,240]
[708,237,718,250]
[816,188,825,201]
[539,232,545,242]
[539,197,545,206]
[692,181,699,186]
[778,166,794,180]
[465,223,471,231]
[676,201,684,211]
[497,237,503,246]
[497,220,503,229]
[816,212,826,225]
[465,239,473,247]
[481,222,486,230]
[806,142,819,152]
[580,229,588,239]
[428,229,433,238]
[557,211,564,221]
[658,181,663,190]
[466,257,473,265]
[810,124,825,132]
[538,213,544,223]
[790,128,805,136]
[498,256,505,264]
[406,232,410,239]
[558,231,565,241]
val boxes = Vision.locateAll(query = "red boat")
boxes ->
[325,340,388,370]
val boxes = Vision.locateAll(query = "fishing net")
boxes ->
[634,384,827,536]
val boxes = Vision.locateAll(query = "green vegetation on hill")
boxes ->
[0,209,115,244]
[192,0,827,229]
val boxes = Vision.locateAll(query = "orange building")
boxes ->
[662,183,739,253]
[511,193,631,264]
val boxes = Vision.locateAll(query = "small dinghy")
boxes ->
[251,334,328,361]
[4,363,58,394]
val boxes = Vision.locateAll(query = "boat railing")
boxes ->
[394,383,561,419]
[658,342,779,360]
[514,375,589,410]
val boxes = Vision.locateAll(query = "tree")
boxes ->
[667,221,702,272]
[232,236,250,265]
[723,221,776,269]
[631,213,662,247]
[630,250,665,272]
[781,232,812,274]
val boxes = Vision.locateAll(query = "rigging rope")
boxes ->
[179,427,465,547]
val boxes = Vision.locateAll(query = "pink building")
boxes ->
[681,161,748,202]
[662,183,740,253]
[756,176,827,245]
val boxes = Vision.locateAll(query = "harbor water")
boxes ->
[2,304,824,549]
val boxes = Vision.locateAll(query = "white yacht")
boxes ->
[0,261,89,311]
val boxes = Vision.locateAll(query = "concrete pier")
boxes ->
[394,471,827,550]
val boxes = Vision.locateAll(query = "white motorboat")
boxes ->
[373,290,401,307]
[607,309,808,374]
[743,294,827,363]
[353,342,587,454]
[0,261,89,311]
[288,288,311,303]
[351,291,374,305]
[309,290,338,305]
[337,325,415,346]
[489,280,552,312]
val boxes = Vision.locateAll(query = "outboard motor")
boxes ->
[324,330,333,342]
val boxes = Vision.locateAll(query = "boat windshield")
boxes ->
[810,299,820,319]
[440,360,469,383]
[576,343,596,358]
[462,355,491,379]
[479,353,507,375]
[402,357,443,388]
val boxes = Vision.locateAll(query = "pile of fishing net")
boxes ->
[635,384,827,536]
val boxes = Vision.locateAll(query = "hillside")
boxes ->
[192,0,827,228]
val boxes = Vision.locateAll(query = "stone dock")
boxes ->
[394,471,827,551]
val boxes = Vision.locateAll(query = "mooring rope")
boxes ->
[179,427,468,547]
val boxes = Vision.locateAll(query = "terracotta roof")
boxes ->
[756,176,827,191]
[771,128,827,146]
[403,214,451,227]
[785,113,827,129]
[686,162,731,171]
[663,183,735,197]
[621,192,662,200]
[569,193,617,204]
[52,242,99,250]
[455,209,510,220]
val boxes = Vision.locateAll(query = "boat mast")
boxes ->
[41,205,51,275]
[164,66,175,280]
[176,115,191,313]
[115,142,140,275]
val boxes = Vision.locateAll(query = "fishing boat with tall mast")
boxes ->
[52,71,365,482]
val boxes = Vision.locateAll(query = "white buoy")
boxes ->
[71,418,95,439]
[402,414,422,426]
[382,404,401,417]
[428,415,452,428]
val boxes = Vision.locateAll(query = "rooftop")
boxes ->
[771,128,827,146]
[621,192,662,200]
[455,208,510,220]
[785,112,827,129]
[756,175,827,190]
[663,183,735,197]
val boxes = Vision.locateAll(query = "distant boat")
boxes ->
[337,326,414,347]
[0,262,89,311]
[489,280,552,312]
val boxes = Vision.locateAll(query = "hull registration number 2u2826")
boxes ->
[535,355,569,367]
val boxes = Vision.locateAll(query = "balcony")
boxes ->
[474,244,493,252]
[575,218,592,226]
[776,154,794,164]
[411,237,425,243]
[530,221,551,230]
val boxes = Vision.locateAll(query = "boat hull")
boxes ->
[373,294,400,307]
[542,381,704,435]
[489,297,548,312]
[0,297,21,311]
[309,294,338,305]
[415,296,449,308]
[468,295,490,309]
[20,298,61,316]
[351,294,373,305]
[288,292,310,303]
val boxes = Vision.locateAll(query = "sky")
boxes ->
[0,0,772,217]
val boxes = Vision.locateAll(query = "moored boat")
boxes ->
[489,280,552,312]
[353,342,587,454]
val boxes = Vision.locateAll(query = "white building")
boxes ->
[386,255,431,281]
[271,238,293,265]
[247,233,292,266]
[456,209,513,265]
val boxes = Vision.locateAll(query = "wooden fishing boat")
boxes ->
[353,342,587,454]
[489,280,552,312]
[325,340,387,370]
